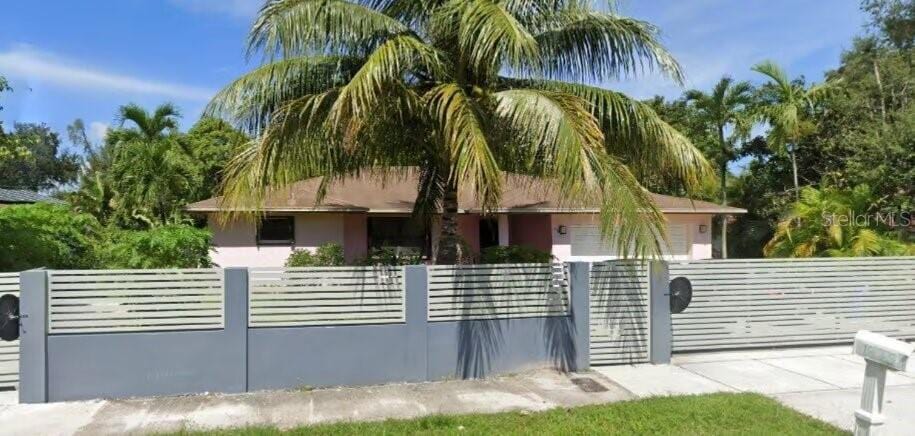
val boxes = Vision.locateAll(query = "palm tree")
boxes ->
[117,103,181,141]
[765,185,914,257]
[684,77,753,258]
[209,0,711,264]
[110,103,198,226]
[752,61,826,200]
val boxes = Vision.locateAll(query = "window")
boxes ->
[257,216,295,245]
[479,218,499,249]
[367,217,427,251]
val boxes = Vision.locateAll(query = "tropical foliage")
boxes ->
[0,204,100,271]
[0,203,213,271]
[96,224,213,269]
[209,0,711,264]
[69,104,247,229]
[480,245,553,264]
[764,186,914,257]
[651,0,914,258]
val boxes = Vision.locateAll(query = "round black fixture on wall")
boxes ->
[669,277,693,314]
[0,294,19,341]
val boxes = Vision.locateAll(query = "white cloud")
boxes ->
[0,46,215,101]
[88,121,109,143]
[169,0,261,18]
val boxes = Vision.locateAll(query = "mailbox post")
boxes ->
[852,331,914,436]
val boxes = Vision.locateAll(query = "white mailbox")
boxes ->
[852,331,914,436]
[854,331,912,371]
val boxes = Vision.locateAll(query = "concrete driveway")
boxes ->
[594,345,915,435]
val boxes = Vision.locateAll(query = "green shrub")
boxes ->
[98,224,212,269]
[0,203,100,271]
[480,245,553,264]
[285,242,345,267]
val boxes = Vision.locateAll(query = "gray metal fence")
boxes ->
[589,261,653,365]
[670,257,915,352]
[20,264,595,403]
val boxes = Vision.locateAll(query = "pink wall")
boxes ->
[208,213,345,267]
[343,213,368,262]
[457,214,481,254]
[508,214,552,252]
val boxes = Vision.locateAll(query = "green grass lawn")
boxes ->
[170,393,847,435]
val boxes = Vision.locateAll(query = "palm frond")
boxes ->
[424,83,502,208]
[752,60,792,94]
[450,0,540,75]
[534,11,683,83]
[329,34,444,134]
[206,56,363,134]
[491,88,665,258]
[510,80,712,192]
[248,0,410,58]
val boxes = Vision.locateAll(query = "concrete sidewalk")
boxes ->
[0,369,632,435]
[595,345,915,435]
[4,345,914,435]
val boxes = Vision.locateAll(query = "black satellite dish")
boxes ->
[669,277,692,314]
[0,294,19,342]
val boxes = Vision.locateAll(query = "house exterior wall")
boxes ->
[343,213,368,262]
[508,214,552,252]
[550,213,714,262]
[207,211,714,267]
[209,213,346,268]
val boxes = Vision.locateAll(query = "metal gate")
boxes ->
[589,261,652,365]
[670,257,915,352]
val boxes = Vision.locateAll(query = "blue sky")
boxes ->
[0,1,868,149]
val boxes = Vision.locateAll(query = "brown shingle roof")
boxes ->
[186,170,746,214]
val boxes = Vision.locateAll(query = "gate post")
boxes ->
[648,261,671,364]
[224,267,249,393]
[20,270,49,403]
[404,265,429,381]
[568,262,590,371]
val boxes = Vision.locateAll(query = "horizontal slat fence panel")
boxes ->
[671,257,915,352]
[48,269,224,334]
[427,263,569,321]
[249,266,404,327]
[589,262,651,365]
[0,273,19,389]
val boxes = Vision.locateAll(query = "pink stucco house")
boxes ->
[187,171,746,267]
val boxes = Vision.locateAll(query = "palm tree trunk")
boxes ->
[436,180,460,264]
[873,59,887,126]
[718,126,728,259]
[789,147,800,201]
[720,161,728,259]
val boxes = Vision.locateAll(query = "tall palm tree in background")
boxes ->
[116,103,181,141]
[75,103,199,227]
[209,0,711,263]
[752,61,826,200]
[684,77,753,258]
